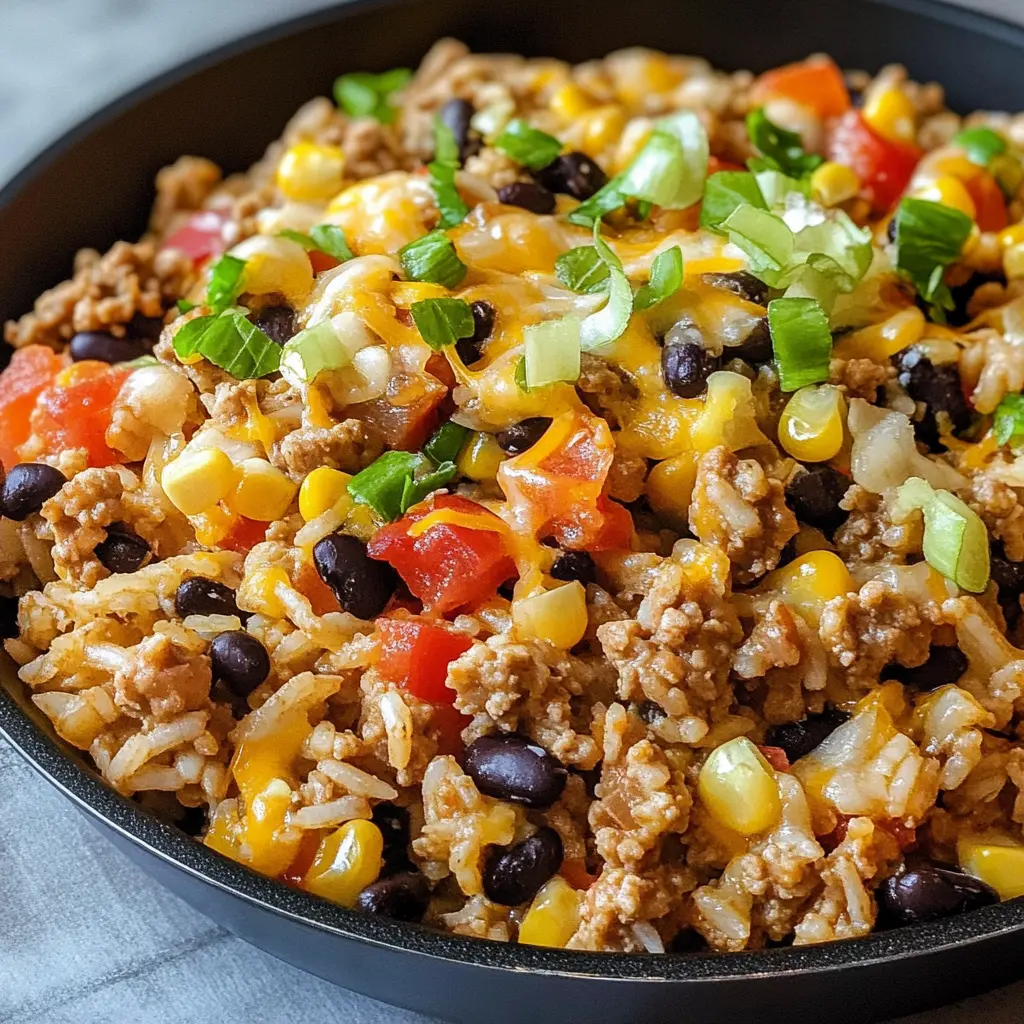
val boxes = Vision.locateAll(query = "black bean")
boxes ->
[69,331,149,364]
[550,550,597,585]
[372,802,412,875]
[765,708,851,763]
[785,466,851,533]
[176,805,207,837]
[895,349,970,449]
[439,98,481,163]
[636,700,666,725]
[661,338,719,398]
[251,305,296,345]
[732,317,773,364]
[175,576,241,619]
[456,300,495,366]
[483,827,563,906]
[0,463,66,521]
[496,417,552,454]
[126,312,166,341]
[885,646,969,691]
[534,151,609,200]
[990,545,1024,598]
[356,871,431,921]
[462,734,568,808]
[0,594,19,640]
[312,533,397,619]
[497,180,556,215]
[95,522,150,574]
[701,271,771,306]
[210,631,270,698]
[877,865,998,926]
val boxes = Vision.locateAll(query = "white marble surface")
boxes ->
[2,1,1024,1022]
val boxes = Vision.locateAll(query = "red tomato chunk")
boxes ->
[0,345,63,471]
[828,110,921,213]
[160,209,230,265]
[376,615,473,704]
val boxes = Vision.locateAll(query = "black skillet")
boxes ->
[2,1,1024,1020]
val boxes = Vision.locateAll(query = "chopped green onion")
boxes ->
[721,204,795,279]
[176,298,196,315]
[555,246,610,293]
[746,108,823,178]
[994,393,1024,446]
[493,119,563,170]
[172,309,281,379]
[428,116,470,229]
[119,354,160,369]
[896,477,989,593]
[347,450,457,520]
[514,357,531,393]
[991,151,1024,200]
[699,171,767,232]
[568,112,709,226]
[279,319,350,387]
[523,316,581,389]
[410,297,475,351]
[767,296,832,392]
[280,224,354,263]
[206,254,247,313]
[423,421,470,465]
[580,225,633,352]
[333,68,411,123]
[634,246,683,311]
[399,230,467,288]
[893,197,973,317]
[954,126,1007,167]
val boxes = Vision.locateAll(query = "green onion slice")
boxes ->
[423,421,470,465]
[954,126,1007,167]
[410,297,475,351]
[176,298,196,314]
[994,393,1024,446]
[746,108,823,178]
[514,356,532,393]
[172,309,281,379]
[634,246,683,311]
[555,246,610,294]
[722,204,795,279]
[348,450,457,520]
[896,477,990,592]
[279,224,354,263]
[699,171,768,232]
[428,116,470,229]
[279,319,351,387]
[206,254,247,314]
[333,68,411,123]
[400,461,458,512]
[493,119,563,170]
[767,296,832,392]
[523,316,581,389]
[893,197,973,317]
[580,225,633,351]
[399,230,468,288]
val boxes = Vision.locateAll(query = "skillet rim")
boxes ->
[2,0,1024,983]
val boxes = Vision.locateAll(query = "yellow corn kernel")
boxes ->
[1004,243,1024,280]
[766,550,854,628]
[276,142,346,202]
[999,224,1024,248]
[581,106,627,156]
[161,448,238,516]
[457,431,505,482]
[550,83,594,121]
[344,501,381,542]
[698,736,782,836]
[645,451,699,527]
[690,371,768,454]
[832,307,926,362]
[229,235,314,307]
[513,581,589,649]
[245,778,302,877]
[225,458,298,522]
[299,466,352,522]
[958,834,1024,900]
[239,565,290,620]
[778,385,846,463]
[518,876,582,947]
[855,680,908,722]
[390,281,449,307]
[302,818,384,907]
[862,87,917,145]
[913,175,977,221]
[810,162,861,207]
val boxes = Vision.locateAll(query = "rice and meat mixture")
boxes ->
[9,40,1024,953]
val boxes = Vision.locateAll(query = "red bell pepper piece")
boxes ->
[0,345,63,471]
[376,614,473,704]
[160,209,230,266]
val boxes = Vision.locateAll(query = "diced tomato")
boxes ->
[296,560,341,615]
[345,370,449,451]
[498,408,631,551]
[308,250,341,275]
[33,361,131,467]
[368,494,516,614]
[560,857,600,890]
[376,614,474,704]
[219,515,267,553]
[160,209,230,266]
[758,745,791,773]
[964,170,1009,232]
[828,110,921,213]
[0,345,63,470]
[752,57,851,118]
[431,703,472,755]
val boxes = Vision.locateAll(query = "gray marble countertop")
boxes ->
[2,1,1024,1021]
